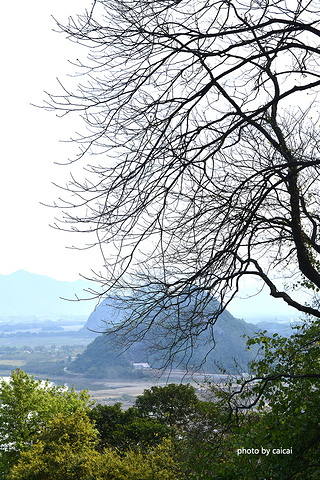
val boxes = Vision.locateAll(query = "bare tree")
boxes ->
[47,0,320,365]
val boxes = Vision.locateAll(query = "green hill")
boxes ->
[69,334,142,379]
[75,297,260,375]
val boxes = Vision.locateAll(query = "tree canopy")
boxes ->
[134,383,200,427]
[2,371,180,480]
[181,318,320,479]
[0,369,92,478]
[48,0,320,361]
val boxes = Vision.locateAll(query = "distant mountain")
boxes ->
[79,297,261,374]
[256,320,301,337]
[0,270,97,317]
[80,297,125,335]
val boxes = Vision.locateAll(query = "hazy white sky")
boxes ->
[1,1,102,281]
[0,1,302,319]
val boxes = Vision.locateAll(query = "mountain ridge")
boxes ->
[78,297,261,374]
[0,270,97,316]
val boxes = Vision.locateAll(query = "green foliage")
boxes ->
[1,370,179,480]
[135,383,200,427]
[96,438,180,480]
[10,414,179,480]
[9,410,100,480]
[5,331,320,480]
[89,403,172,451]
[0,369,92,477]
[180,320,320,479]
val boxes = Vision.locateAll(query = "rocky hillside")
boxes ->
[78,297,261,374]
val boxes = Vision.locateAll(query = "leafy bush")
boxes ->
[89,403,173,451]
[0,369,92,478]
